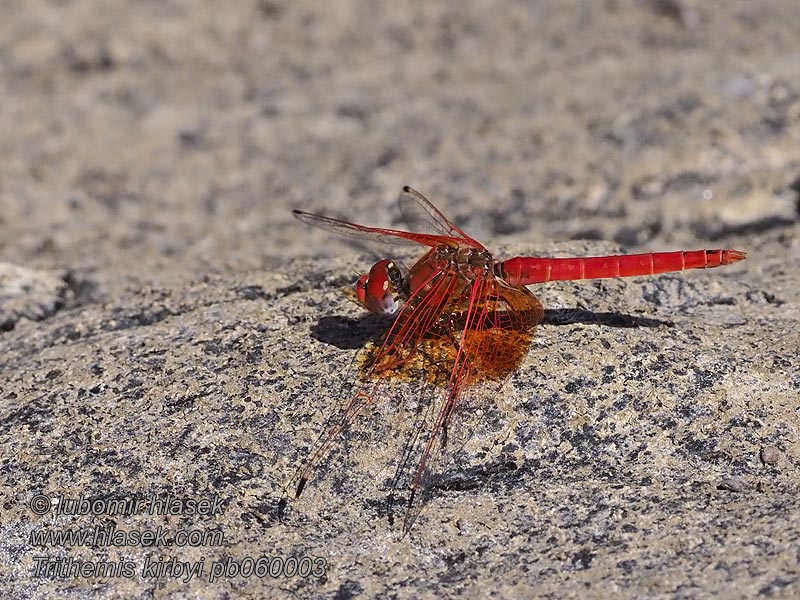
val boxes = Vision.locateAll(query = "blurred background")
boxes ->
[0,0,797,289]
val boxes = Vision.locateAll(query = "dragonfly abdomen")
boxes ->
[498,249,746,285]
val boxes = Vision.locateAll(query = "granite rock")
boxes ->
[1,1,798,598]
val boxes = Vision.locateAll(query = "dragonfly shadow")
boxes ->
[311,314,390,350]
[312,309,671,351]
[542,308,673,328]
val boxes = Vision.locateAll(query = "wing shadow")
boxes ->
[311,308,671,351]
[542,308,672,328]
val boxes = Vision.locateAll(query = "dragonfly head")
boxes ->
[355,259,404,316]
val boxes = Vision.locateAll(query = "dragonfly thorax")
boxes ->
[388,245,494,314]
[430,246,494,280]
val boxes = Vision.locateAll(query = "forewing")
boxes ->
[290,259,461,511]
[398,275,542,532]
[293,209,465,249]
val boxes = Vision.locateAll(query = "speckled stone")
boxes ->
[1,1,798,599]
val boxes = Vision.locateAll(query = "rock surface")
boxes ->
[1,1,798,598]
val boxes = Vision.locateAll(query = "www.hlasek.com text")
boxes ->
[30,524,224,548]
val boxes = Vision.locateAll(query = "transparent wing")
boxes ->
[293,209,465,249]
[397,186,484,248]
[398,276,542,533]
[292,186,484,250]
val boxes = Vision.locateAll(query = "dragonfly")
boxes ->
[291,186,746,533]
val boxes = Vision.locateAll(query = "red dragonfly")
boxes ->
[291,186,746,532]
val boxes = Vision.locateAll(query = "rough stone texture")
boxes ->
[1,1,798,598]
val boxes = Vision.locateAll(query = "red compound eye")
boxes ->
[354,259,402,316]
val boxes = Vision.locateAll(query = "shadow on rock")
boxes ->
[311,308,670,352]
[542,308,672,328]
[311,314,389,349]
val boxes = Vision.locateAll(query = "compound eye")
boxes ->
[355,274,370,306]
[354,259,402,316]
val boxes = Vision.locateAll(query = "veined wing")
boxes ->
[292,208,465,249]
[398,186,485,249]
[291,255,463,501]
[399,274,543,533]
